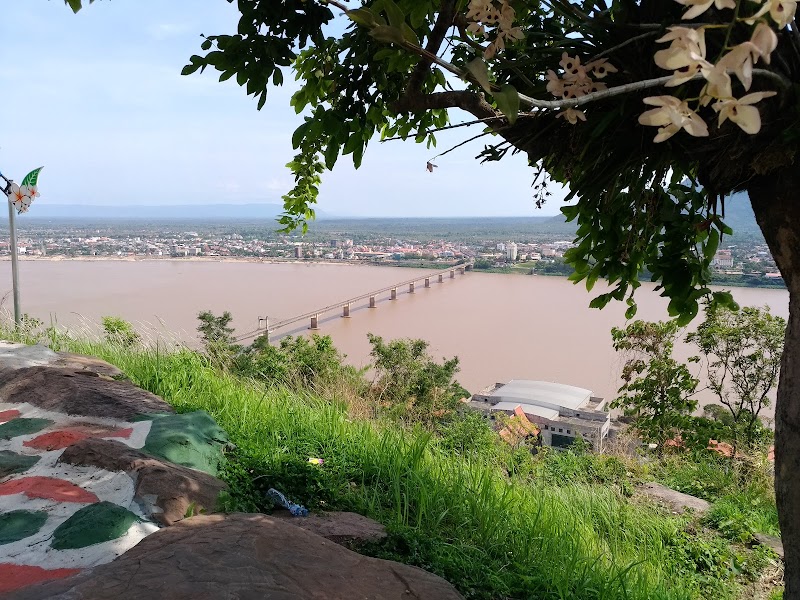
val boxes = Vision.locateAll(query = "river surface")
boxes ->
[0,259,789,416]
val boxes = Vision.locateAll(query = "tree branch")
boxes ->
[406,0,458,95]
[392,90,497,120]
[516,69,792,112]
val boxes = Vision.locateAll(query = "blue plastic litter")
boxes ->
[266,488,308,517]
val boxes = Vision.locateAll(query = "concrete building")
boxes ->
[713,249,734,268]
[469,380,611,451]
[506,242,518,261]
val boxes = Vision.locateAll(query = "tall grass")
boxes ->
[22,339,758,600]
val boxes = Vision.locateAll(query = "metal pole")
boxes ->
[7,198,20,326]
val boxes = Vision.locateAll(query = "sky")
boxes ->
[1,0,569,218]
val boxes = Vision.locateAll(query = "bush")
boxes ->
[101,316,140,347]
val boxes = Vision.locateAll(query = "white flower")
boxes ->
[676,0,736,20]
[750,22,779,64]
[654,27,707,70]
[546,70,566,97]
[20,185,39,200]
[585,59,618,79]
[700,62,733,104]
[557,108,587,124]
[717,41,760,90]
[6,183,32,214]
[638,95,709,142]
[746,0,797,29]
[713,91,777,133]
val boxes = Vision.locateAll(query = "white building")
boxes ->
[469,380,611,451]
[713,249,734,268]
[506,242,518,261]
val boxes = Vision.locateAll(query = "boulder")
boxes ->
[59,438,226,526]
[271,511,387,546]
[754,533,784,559]
[639,482,711,515]
[7,513,464,600]
[51,352,124,379]
[0,343,58,373]
[0,366,172,419]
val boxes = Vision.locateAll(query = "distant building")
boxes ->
[506,242,518,261]
[294,245,303,259]
[469,380,611,452]
[713,249,734,268]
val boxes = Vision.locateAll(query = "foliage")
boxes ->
[101,316,140,347]
[196,310,239,369]
[46,336,777,600]
[611,320,699,447]
[367,333,468,425]
[687,305,784,450]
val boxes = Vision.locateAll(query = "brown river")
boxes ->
[0,259,789,417]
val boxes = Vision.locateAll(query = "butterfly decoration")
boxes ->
[4,167,43,214]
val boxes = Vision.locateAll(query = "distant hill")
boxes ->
[20,203,292,220]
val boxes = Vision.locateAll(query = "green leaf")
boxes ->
[703,228,719,262]
[20,167,43,187]
[65,0,85,13]
[346,8,377,28]
[401,23,420,46]
[465,58,491,93]
[493,84,520,125]
[382,0,405,29]
[369,26,406,45]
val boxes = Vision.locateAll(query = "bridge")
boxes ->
[235,263,473,343]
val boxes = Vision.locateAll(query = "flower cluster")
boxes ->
[546,53,617,124]
[465,0,524,59]
[639,0,786,142]
[6,183,39,214]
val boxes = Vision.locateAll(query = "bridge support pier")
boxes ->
[369,296,376,308]
[458,267,465,275]
[438,274,443,283]
[310,315,319,330]
[450,270,455,279]
[409,282,415,293]
[465,263,473,271]
[390,288,397,300]
[424,278,430,288]
[342,304,350,318]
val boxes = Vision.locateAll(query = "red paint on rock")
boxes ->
[0,477,98,503]
[0,564,81,593]
[23,426,133,451]
[0,409,21,424]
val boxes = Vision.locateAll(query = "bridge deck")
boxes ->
[238,263,472,340]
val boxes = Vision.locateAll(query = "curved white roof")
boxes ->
[490,380,593,410]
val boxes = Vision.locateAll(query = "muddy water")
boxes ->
[0,259,789,415]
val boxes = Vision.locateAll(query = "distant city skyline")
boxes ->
[1,1,569,219]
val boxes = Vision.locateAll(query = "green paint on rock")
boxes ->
[0,450,40,477]
[51,502,139,550]
[0,418,54,440]
[143,411,228,476]
[0,510,48,545]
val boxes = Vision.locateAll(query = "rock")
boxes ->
[51,352,124,379]
[7,513,463,600]
[639,482,711,515]
[754,533,784,559]
[271,511,387,546]
[141,412,229,475]
[0,343,58,373]
[60,438,226,526]
[0,366,173,419]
